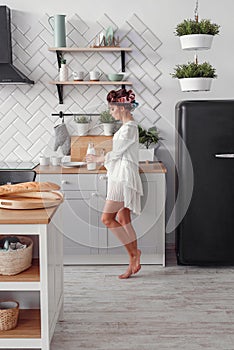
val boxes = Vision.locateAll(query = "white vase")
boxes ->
[179,77,213,92]
[139,148,155,162]
[76,123,89,136]
[179,34,214,51]
[103,123,115,136]
[59,63,68,81]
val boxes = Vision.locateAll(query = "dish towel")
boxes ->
[54,124,71,155]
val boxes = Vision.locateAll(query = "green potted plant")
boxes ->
[73,115,90,135]
[171,61,217,91]
[138,125,162,162]
[175,19,220,50]
[99,110,116,136]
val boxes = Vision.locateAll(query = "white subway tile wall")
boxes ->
[0,13,162,161]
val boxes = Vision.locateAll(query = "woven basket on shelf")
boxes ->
[0,300,19,331]
[0,236,33,275]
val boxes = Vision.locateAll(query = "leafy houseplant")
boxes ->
[99,110,115,124]
[74,115,90,136]
[175,19,220,36]
[175,19,220,50]
[99,110,115,136]
[172,61,217,91]
[74,116,90,123]
[138,125,162,162]
[172,62,217,79]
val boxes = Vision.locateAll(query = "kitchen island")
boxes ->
[0,205,63,350]
[36,162,167,266]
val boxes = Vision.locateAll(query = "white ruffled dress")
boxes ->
[104,120,143,215]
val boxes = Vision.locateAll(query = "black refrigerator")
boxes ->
[176,100,234,265]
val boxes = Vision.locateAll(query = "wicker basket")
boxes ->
[0,236,33,275]
[0,300,19,331]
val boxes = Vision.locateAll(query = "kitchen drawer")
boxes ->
[38,174,98,191]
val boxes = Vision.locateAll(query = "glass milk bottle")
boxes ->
[86,142,96,171]
[59,59,68,81]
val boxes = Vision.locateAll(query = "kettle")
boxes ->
[48,14,66,47]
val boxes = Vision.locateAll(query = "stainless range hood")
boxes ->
[0,6,34,85]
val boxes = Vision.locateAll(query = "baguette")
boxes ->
[0,182,60,196]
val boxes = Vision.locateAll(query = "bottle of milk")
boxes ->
[86,142,96,171]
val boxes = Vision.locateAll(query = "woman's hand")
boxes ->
[86,154,105,163]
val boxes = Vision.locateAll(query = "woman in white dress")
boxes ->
[86,88,143,279]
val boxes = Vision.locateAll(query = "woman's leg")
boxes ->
[117,208,141,277]
[102,200,141,278]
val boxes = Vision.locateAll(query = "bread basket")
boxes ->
[0,236,33,275]
[0,300,19,331]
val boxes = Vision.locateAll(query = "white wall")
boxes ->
[1,0,233,242]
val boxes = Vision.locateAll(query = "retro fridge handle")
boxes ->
[215,153,234,158]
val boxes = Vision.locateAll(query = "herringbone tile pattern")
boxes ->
[0,13,162,161]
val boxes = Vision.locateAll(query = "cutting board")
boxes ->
[0,191,63,210]
[71,135,113,161]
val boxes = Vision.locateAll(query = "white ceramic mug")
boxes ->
[89,71,101,81]
[39,156,50,166]
[51,156,62,166]
[73,71,84,81]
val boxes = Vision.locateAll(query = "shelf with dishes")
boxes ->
[48,46,132,104]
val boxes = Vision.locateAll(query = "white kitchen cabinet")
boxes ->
[0,206,63,350]
[38,171,165,266]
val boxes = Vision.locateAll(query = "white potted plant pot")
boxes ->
[76,123,90,136]
[180,34,214,51]
[103,123,115,136]
[139,148,155,162]
[179,77,213,92]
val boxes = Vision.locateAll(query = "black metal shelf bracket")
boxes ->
[121,50,126,89]
[56,84,64,104]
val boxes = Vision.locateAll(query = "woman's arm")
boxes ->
[86,154,105,163]
[105,125,137,164]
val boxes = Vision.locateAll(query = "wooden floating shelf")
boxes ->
[0,259,39,283]
[0,309,41,339]
[48,47,132,52]
[50,81,132,85]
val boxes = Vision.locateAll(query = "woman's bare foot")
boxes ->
[118,250,141,279]
[118,265,132,279]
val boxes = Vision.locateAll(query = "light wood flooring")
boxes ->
[51,248,234,350]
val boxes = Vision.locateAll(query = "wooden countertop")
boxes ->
[0,205,60,225]
[35,162,167,174]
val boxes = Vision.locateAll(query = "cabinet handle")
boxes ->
[99,175,107,180]
[61,180,69,185]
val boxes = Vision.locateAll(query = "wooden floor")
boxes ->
[51,248,234,350]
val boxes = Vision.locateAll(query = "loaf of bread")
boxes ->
[0,182,60,196]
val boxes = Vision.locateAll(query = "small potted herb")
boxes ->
[175,19,220,50]
[171,61,217,91]
[138,125,162,162]
[74,115,90,135]
[99,110,116,136]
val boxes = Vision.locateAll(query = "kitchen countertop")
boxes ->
[0,205,60,224]
[35,162,167,174]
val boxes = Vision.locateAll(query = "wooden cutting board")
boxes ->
[0,191,63,210]
[71,135,113,161]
